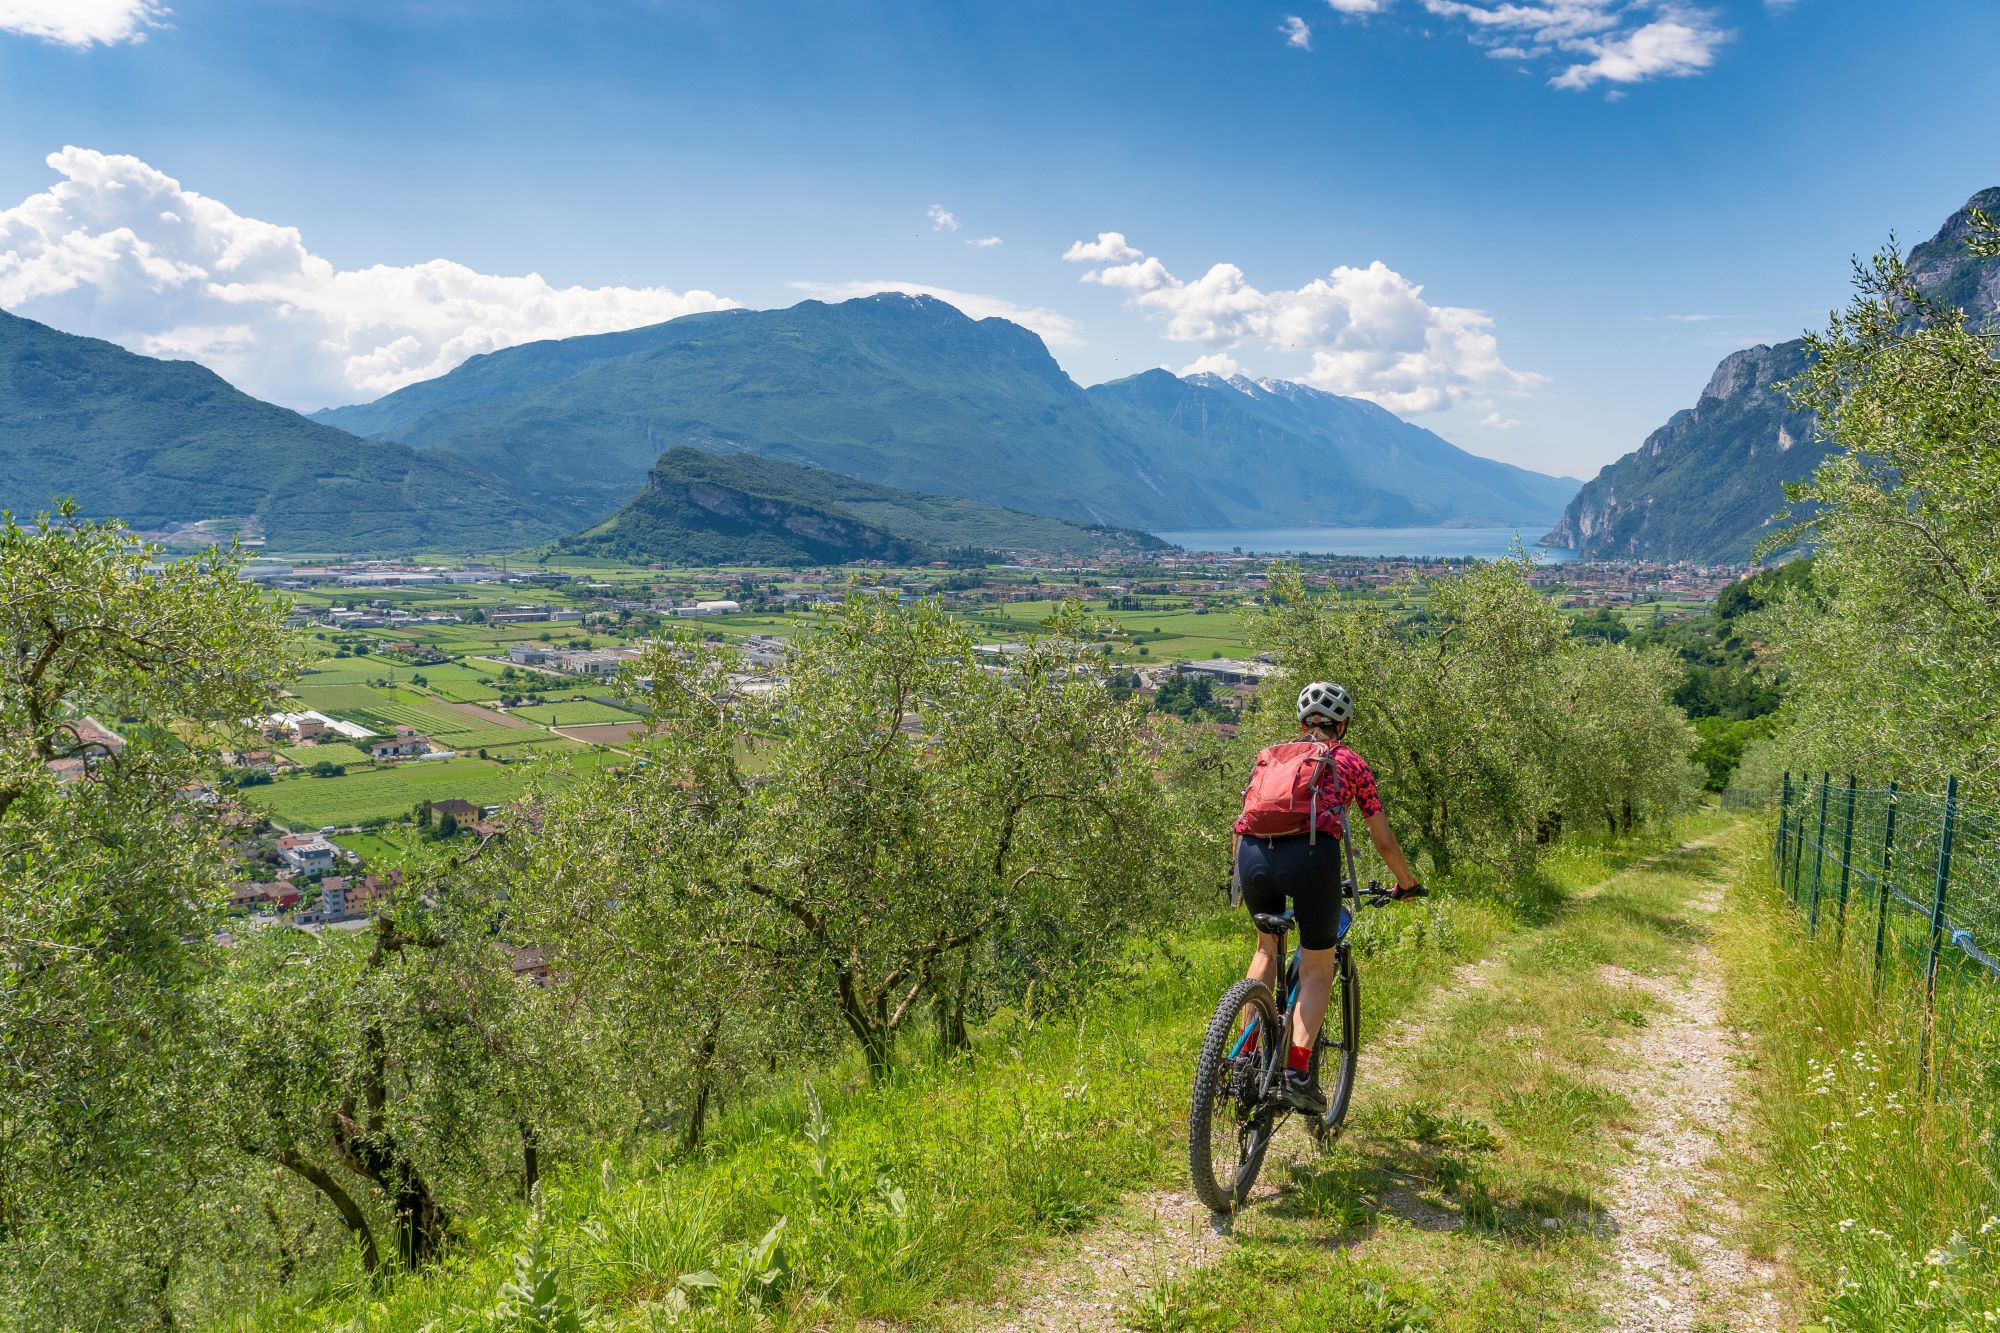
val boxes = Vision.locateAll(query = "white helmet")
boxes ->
[1297,681,1353,728]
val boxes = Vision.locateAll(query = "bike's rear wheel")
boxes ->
[1309,946,1361,1146]
[1188,977,1282,1213]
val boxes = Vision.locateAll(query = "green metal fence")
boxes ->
[1727,774,2000,1104]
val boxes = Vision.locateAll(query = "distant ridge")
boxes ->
[565,447,1170,565]
[316,293,1578,534]
[0,307,560,553]
[1545,187,2000,563]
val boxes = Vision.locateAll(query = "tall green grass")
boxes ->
[1719,833,2000,1328]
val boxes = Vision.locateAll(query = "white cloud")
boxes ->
[967,235,1003,248]
[0,147,737,408]
[1181,352,1241,377]
[0,0,165,47]
[1062,231,1142,264]
[1326,0,1392,13]
[1419,0,1729,89]
[1480,411,1523,429]
[926,203,959,232]
[1643,312,1727,322]
[1548,16,1723,88]
[786,279,1082,349]
[1065,234,1543,415]
[1280,15,1313,48]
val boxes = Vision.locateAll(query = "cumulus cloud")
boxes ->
[967,235,1003,248]
[1326,0,1392,13]
[1479,411,1523,429]
[1062,231,1142,264]
[1419,0,1729,89]
[0,0,164,47]
[1180,352,1242,378]
[0,147,736,408]
[786,279,1082,349]
[926,203,959,232]
[1280,15,1313,47]
[1065,234,1542,415]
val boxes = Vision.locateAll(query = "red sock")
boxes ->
[1287,1043,1312,1073]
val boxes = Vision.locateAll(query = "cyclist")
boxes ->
[1234,681,1423,1114]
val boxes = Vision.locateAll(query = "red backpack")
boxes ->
[1239,741,1345,843]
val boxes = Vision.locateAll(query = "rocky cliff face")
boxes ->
[1546,188,2000,563]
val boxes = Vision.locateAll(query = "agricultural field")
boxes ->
[505,699,640,727]
[277,742,370,768]
[957,598,1256,662]
[238,757,549,828]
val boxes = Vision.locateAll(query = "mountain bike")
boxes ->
[1187,841,1423,1214]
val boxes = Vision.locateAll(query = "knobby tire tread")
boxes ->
[1188,976,1279,1214]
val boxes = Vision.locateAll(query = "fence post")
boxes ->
[1918,774,1960,1095]
[1872,780,1897,994]
[1776,772,1792,882]
[1795,772,1823,905]
[1834,775,1858,943]
[1808,773,1831,930]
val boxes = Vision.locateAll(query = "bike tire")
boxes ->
[1310,947,1361,1146]
[1188,976,1282,1214]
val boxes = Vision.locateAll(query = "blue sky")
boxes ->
[2,0,1997,479]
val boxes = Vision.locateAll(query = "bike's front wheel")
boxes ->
[1188,977,1282,1213]
[1310,946,1361,1146]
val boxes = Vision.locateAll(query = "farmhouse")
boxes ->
[369,726,432,760]
[430,798,481,823]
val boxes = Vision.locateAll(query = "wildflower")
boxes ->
[1839,1219,1857,1231]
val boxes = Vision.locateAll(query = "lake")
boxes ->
[1153,526,1578,562]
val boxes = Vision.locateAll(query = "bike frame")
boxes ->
[1226,833,1363,1069]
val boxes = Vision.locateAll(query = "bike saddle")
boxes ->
[1251,912,1293,937]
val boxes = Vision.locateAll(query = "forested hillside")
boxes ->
[565,447,1167,565]
[1546,187,2000,562]
[0,310,561,552]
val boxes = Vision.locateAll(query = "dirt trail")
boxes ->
[964,912,1536,1331]
[1595,882,1787,1332]
[960,836,1781,1333]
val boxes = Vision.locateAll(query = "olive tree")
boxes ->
[1250,557,1569,875]
[513,592,1188,1094]
[0,508,293,1322]
[1761,222,2000,790]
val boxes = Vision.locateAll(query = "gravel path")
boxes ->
[1595,881,1788,1331]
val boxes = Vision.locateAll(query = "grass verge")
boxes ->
[1716,825,2000,1328]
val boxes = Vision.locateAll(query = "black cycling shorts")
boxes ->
[1236,832,1347,951]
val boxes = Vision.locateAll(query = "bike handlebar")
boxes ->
[1359,879,1427,906]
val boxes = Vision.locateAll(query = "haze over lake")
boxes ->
[1155,526,1580,562]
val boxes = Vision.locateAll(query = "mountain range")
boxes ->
[317,293,1577,535]
[3,289,1577,557]
[1545,187,2000,563]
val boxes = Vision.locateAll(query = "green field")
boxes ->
[505,700,640,726]
[276,742,370,768]
[238,758,544,827]
[959,598,1255,662]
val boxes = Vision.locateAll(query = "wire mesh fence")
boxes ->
[1726,775,2000,1111]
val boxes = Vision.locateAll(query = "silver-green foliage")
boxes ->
[0,507,293,1324]
[1758,223,2000,791]
[509,592,1205,1092]
[1250,557,1696,875]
